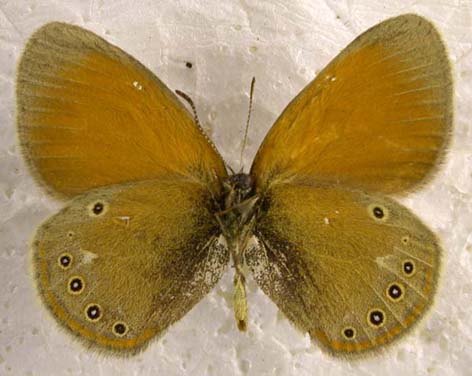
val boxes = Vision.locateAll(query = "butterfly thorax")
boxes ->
[224,173,254,206]
[218,173,258,237]
[216,172,259,331]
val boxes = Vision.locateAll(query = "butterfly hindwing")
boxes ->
[251,14,452,195]
[247,182,440,356]
[32,177,228,354]
[17,22,227,199]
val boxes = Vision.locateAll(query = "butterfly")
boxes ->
[16,14,452,356]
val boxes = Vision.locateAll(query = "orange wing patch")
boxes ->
[251,14,452,195]
[17,23,226,199]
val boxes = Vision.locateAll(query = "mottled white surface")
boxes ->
[1,1,471,375]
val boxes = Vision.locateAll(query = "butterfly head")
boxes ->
[227,173,254,199]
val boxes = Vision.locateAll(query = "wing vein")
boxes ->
[315,261,376,343]
[394,247,433,267]
[353,269,407,328]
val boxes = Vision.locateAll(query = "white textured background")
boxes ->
[1,1,471,375]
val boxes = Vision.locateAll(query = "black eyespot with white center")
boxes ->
[373,207,384,219]
[386,282,404,302]
[68,276,84,295]
[58,253,73,269]
[368,204,389,221]
[85,304,102,322]
[403,260,416,276]
[112,321,129,337]
[93,202,104,215]
[342,327,356,340]
[368,309,385,328]
[88,201,108,217]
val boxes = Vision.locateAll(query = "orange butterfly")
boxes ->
[17,14,452,356]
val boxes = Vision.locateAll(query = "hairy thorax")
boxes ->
[218,173,258,239]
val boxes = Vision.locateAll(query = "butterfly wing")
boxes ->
[17,22,226,199]
[251,14,452,194]
[246,182,440,356]
[32,178,228,354]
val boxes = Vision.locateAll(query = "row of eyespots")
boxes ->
[84,304,129,336]
[338,205,418,340]
[58,250,128,337]
[341,261,416,340]
[341,309,388,340]
[65,276,130,337]
[368,205,418,276]
[366,204,418,277]
[342,307,388,340]
[83,304,129,337]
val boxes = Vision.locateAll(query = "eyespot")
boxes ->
[112,321,129,337]
[58,253,73,269]
[401,235,410,245]
[85,303,102,322]
[342,327,356,340]
[67,231,75,239]
[367,309,386,328]
[402,260,416,276]
[368,204,389,222]
[386,282,405,302]
[68,276,84,295]
[88,201,108,217]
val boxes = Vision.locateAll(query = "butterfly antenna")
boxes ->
[239,77,256,171]
[227,164,236,175]
[175,89,203,131]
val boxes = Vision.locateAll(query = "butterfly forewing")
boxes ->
[17,22,227,199]
[247,182,440,356]
[251,14,452,195]
[32,178,228,353]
